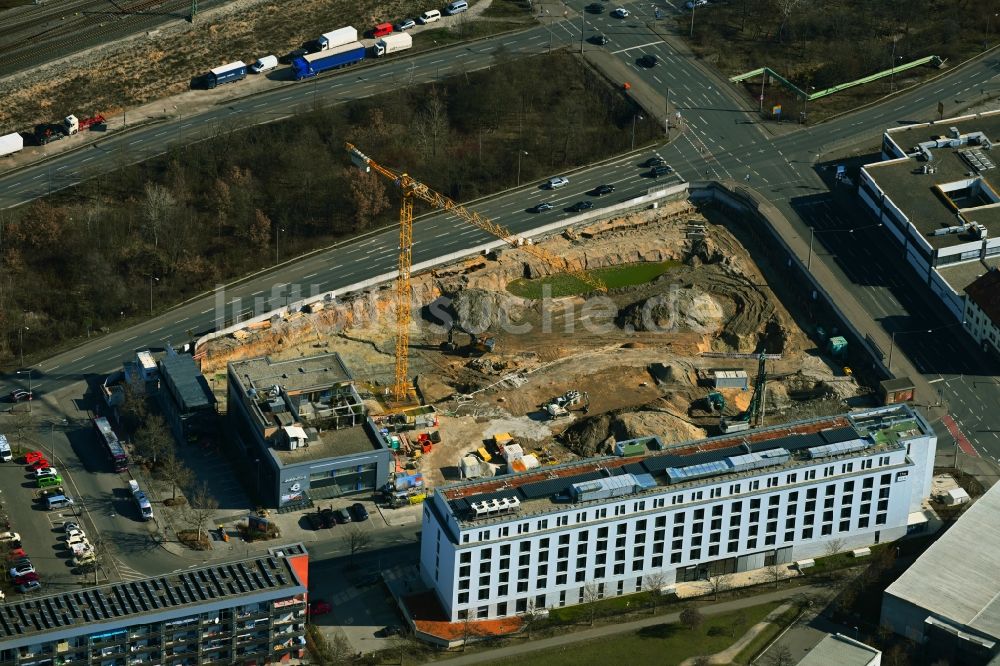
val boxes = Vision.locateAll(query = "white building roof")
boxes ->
[798,634,881,666]
[885,482,1000,640]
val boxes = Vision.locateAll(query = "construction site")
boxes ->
[194,149,867,507]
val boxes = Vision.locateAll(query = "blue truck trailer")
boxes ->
[207,60,247,88]
[291,42,365,80]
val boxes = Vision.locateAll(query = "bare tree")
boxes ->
[134,414,173,466]
[644,571,668,613]
[521,599,544,638]
[764,563,784,589]
[460,613,482,652]
[823,538,846,557]
[582,582,602,626]
[119,381,150,435]
[142,183,176,249]
[730,610,748,637]
[708,572,733,600]
[679,606,704,631]
[764,644,795,666]
[346,169,390,231]
[184,482,219,545]
[157,452,193,502]
[341,525,372,564]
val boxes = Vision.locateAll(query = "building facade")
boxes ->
[0,545,309,666]
[963,269,1000,358]
[158,351,216,444]
[227,353,394,508]
[420,405,935,621]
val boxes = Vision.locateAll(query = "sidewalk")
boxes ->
[434,585,823,665]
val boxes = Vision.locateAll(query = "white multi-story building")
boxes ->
[420,405,935,621]
[963,268,1000,358]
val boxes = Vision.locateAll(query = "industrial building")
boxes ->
[0,544,308,666]
[158,350,217,443]
[858,111,1000,321]
[420,405,935,621]
[882,482,1000,664]
[797,633,882,666]
[962,268,1000,358]
[227,353,394,509]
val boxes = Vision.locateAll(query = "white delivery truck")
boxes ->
[0,132,23,158]
[374,32,412,57]
[251,55,279,73]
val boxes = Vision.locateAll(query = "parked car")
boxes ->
[642,156,666,168]
[10,562,35,578]
[320,509,337,529]
[13,573,39,585]
[585,2,605,12]
[648,165,674,178]
[545,176,569,189]
[590,184,615,196]
[395,18,416,31]
[8,389,33,403]
[6,548,26,561]
[23,451,45,465]
[531,202,554,213]
[34,467,57,478]
[9,558,31,570]
[568,201,594,212]
[686,0,708,8]
[65,528,86,541]
[305,511,324,531]
[0,532,20,543]
[17,580,41,593]
[611,7,630,17]
[589,33,610,45]
[335,508,352,524]
[310,599,332,616]
[639,53,659,68]
[28,459,50,472]
[350,503,369,522]
[63,522,80,534]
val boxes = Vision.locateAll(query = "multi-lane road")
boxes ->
[2,0,999,576]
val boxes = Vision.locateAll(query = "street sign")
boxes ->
[772,104,782,117]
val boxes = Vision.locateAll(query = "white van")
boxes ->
[419,9,442,23]
[445,0,469,14]
[0,435,10,463]
[46,495,75,511]
[250,55,279,73]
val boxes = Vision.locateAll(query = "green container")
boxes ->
[827,336,848,358]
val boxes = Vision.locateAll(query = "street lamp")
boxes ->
[806,223,883,271]
[987,13,999,49]
[275,227,286,265]
[631,114,644,150]
[146,275,159,316]
[886,320,965,370]
[17,369,32,414]
[889,38,903,93]
[802,85,815,124]
[18,326,28,368]
[516,150,529,187]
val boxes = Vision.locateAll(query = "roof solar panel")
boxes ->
[819,426,860,444]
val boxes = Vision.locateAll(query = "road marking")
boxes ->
[280,95,294,101]
[435,232,449,238]
[928,377,944,383]
[181,123,194,129]
[47,365,59,371]
[150,326,163,332]
[81,156,94,163]
[81,364,94,371]
[253,102,267,108]
[71,356,84,362]
[128,139,143,145]
[430,59,445,64]
[124,335,138,342]
[32,174,43,180]
[98,346,111,352]
[201,308,212,314]
[611,40,663,54]
[304,272,317,279]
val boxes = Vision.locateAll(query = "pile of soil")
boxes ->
[560,398,706,458]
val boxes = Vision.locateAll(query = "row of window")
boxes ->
[463,463,900,544]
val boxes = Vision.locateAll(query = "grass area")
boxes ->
[507,261,682,299]
[0,0,31,8]
[483,0,534,20]
[485,601,783,666]
[731,604,800,665]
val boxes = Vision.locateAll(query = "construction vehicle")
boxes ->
[720,352,767,434]
[442,323,496,357]
[346,144,607,404]
[705,391,725,413]
[543,390,589,420]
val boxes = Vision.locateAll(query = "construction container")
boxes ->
[503,443,524,464]
[510,454,540,473]
[460,456,481,479]
[711,369,749,390]
[493,432,514,449]
[827,336,848,358]
[614,440,647,457]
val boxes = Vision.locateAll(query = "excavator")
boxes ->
[719,352,767,434]
[441,323,496,357]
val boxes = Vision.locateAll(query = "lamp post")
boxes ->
[146,275,159,316]
[17,369,32,414]
[806,223,883,272]
[987,13,999,49]
[689,0,697,37]
[18,326,28,368]
[275,227,285,265]
[516,150,528,187]
[631,114,643,150]
[802,85,815,124]
[889,38,902,93]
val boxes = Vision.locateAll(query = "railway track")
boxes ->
[0,0,215,78]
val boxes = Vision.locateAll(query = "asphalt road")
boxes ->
[2,0,1000,575]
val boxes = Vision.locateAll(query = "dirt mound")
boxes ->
[560,399,707,457]
[617,286,725,333]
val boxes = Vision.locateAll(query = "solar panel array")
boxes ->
[0,555,297,641]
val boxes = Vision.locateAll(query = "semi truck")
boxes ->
[0,132,23,157]
[374,32,412,57]
[292,42,365,80]
[206,61,247,89]
[318,26,357,50]
[129,479,153,521]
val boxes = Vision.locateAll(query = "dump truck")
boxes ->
[0,132,23,157]
[206,61,247,89]
[292,42,366,80]
[318,26,358,50]
[374,32,412,57]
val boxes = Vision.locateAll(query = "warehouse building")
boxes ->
[227,353,394,509]
[420,405,935,621]
[881,482,1000,664]
[858,111,1000,321]
[0,544,308,666]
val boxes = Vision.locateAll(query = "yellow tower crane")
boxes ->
[346,143,606,404]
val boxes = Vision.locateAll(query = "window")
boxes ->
[710,487,722,498]
[784,530,794,542]
[577,543,588,555]
[458,592,469,603]
[557,515,569,526]
[652,555,663,567]
[823,511,834,523]
[841,507,852,519]
[841,462,854,473]
[691,535,703,547]
[802,528,813,539]
[824,497,835,509]
[598,508,607,518]
[671,494,683,505]
[746,538,757,549]
[615,549,626,562]
[596,553,606,565]
[863,477,874,488]
[858,517,869,529]
[556,562,568,572]
[689,548,701,560]
[672,539,683,551]
[518,554,530,567]
[785,517,796,529]
[637,519,648,531]
[613,563,625,575]
[559,534,571,545]
[460,565,470,578]
[539,538,550,549]
[767,508,779,520]
[750,499,761,509]
[766,521,777,533]
[749,511,759,523]
[839,520,850,532]
[654,529,665,542]
[803,513,814,526]
[655,516,666,528]
[711,518,722,530]
[616,524,628,536]
[879,487,890,499]
[750,480,760,490]
[862,491,872,502]
[497,602,508,616]
[538,520,549,530]
[806,488,817,499]
[596,540,607,552]
[615,504,626,516]
[634,501,646,511]
[764,535,775,546]
[805,500,816,512]
[615,537,626,549]
[594,567,605,579]
[670,552,682,564]
[728,540,739,553]
[459,579,470,591]
[460,552,471,564]
[673,526,684,537]
[881,474,891,485]
[708,545,720,556]
[499,572,509,583]
[805,469,816,480]
[575,571,586,582]
[633,546,645,558]
[538,565,548,576]
[876,513,888,525]
[767,476,779,488]
[577,557,587,569]
[843,481,854,492]
[479,575,490,587]
[479,588,491,600]
[787,473,797,484]
[632,559,643,572]
[729,528,740,540]
[730,515,741,527]
[597,527,609,538]
[674,512,686,524]
[693,491,704,500]
[517,523,529,535]
[556,574,567,585]
[821,525,832,536]
[558,547,569,559]
[878,499,889,512]
[519,567,530,580]
[498,584,508,596]
[519,541,531,553]
[694,508,705,520]
[748,525,759,536]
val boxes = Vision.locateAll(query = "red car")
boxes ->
[7,548,26,561]
[24,451,45,465]
[309,600,332,616]
[28,459,51,472]
[13,572,39,585]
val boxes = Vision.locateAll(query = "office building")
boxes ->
[0,544,308,666]
[882,482,1000,664]
[963,268,1000,358]
[858,111,1000,321]
[158,351,216,443]
[420,405,935,621]
[227,353,394,508]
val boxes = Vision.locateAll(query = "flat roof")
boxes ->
[0,544,307,649]
[230,353,353,396]
[443,405,928,524]
[869,113,1000,250]
[159,352,215,411]
[798,634,881,666]
[965,268,1000,326]
[937,256,1000,295]
[885,480,1000,641]
[271,420,383,464]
